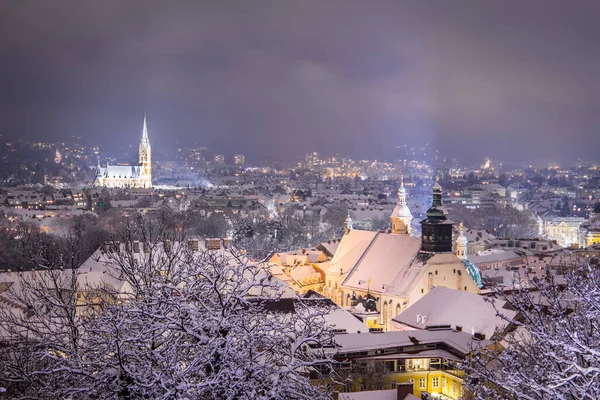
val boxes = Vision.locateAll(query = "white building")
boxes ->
[93,115,152,188]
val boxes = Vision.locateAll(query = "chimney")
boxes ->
[397,382,414,400]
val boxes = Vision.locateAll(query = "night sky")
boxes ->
[1,1,599,164]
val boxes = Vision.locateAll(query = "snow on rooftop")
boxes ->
[330,230,377,275]
[325,308,369,334]
[341,233,421,295]
[393,286,516,339]
[337,389,398,400]
[333,329,488,356]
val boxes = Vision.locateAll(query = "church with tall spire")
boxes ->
[93,115,152,188]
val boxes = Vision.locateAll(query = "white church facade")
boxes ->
[93,116,152,188]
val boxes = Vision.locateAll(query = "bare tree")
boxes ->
[0,219,335,399]
[464,265,600,399]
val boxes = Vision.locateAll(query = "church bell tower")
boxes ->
[420,177,453,252]
[391,176,413,234]
[138,114,152,188]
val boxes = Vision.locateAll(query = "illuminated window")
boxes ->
[442,377,446,388]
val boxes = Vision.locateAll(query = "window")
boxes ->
[442,377,446,388]
[432,377,440,388]
[452,381,456,394]
[419,378,426,389]
[384,361,395,372]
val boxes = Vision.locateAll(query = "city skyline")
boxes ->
[1,1,599,165]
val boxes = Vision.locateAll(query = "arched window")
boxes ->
[382,301,389,325]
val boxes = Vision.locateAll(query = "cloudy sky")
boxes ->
[0,1,599,164]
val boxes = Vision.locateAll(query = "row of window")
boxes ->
[408,376,459,394]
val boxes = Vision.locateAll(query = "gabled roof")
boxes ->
[317,240,341,258]
[341,234,422,295]
[330,230,378,276]
[393,286,517,340]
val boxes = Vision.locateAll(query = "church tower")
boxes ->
[344,212,353,235]
[138,114,152,188]
[420,177,454,252]
[391,176,413,234]
[456,222,468,260]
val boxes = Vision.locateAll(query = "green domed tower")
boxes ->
[420,177,454,252]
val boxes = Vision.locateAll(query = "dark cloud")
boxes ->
[0,0,598,164]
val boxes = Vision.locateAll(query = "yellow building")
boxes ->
[323,182,482,331]
[579,203,600,248]
[328,329,489,399]
[268,248,330,294]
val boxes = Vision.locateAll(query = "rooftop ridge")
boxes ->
[341,231,381,287]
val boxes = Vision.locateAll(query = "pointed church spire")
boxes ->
[138,113,152,188]
[142,113,149,142]
[398,175,407,206]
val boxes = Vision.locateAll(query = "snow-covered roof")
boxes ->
[98,165,141,179]
[317,240,341,258]
[470,249,530,264]
[464,228,495,243]
[384,253,463,298]
[330,230,378,276]
[341,233,422,295]
[337,389,399,400]
[393,286,517,340]
[333,329,489,357]
[324,307,369,334]
[77,240,297,299]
